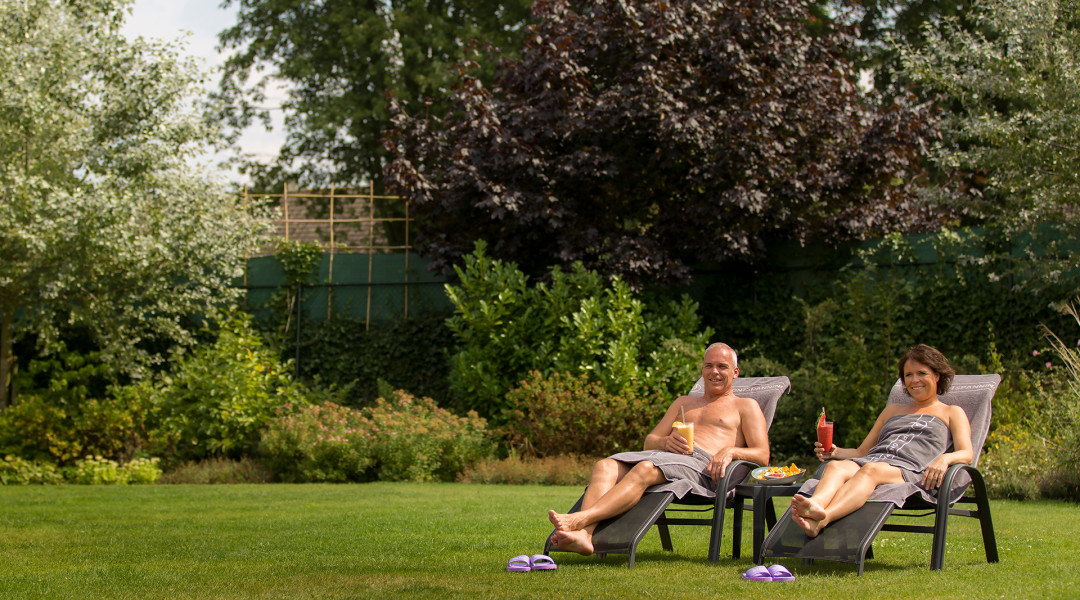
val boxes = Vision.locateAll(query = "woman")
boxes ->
[791,344,973,538]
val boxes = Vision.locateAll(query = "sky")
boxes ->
[122,0,285,183]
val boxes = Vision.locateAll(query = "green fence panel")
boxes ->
[241,252,451,324]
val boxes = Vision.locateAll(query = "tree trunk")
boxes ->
[0,305,13,408]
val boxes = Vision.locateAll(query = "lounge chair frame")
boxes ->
[543,376,791,567]
[760,374,1001,575]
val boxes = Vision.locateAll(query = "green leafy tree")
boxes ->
[386,0,944,286]
[824,0,967,92]
[900,0,1080,234]
[0,0,271,406]
[216,0,533,189]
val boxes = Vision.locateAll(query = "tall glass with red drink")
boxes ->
[816,411,834,453]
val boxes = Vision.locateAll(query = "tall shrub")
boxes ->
[445,241,712,421]
[295,312,455,408]
[1037,301,1080,500]
[142,314,309,463]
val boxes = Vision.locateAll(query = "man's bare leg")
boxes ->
[547,461,668,555]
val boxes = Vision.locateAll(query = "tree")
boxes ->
[0,0,270,407]
[216,0,533,190]
[824,0,968,92]
[385,0,945,287]
[900,0,1080,234]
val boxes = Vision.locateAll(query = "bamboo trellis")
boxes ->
[242,182,415,325]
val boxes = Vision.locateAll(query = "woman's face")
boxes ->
[903,359,940,402]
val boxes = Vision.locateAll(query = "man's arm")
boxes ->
[643,396,690,452]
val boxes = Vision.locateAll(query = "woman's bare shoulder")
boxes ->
[945,403,970,425]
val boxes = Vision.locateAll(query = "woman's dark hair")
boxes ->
[897,344,955,395]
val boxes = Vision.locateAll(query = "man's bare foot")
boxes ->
[791,495,826,521]
[550,529,594,556]
[548,509,586,532]
[792,512,825,538]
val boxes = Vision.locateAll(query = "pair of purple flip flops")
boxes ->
[742,564,795,582]
[507,554,557,572]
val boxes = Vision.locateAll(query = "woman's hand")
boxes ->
[921,456,949,489]
[814,441,838,462]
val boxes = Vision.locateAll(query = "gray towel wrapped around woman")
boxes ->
[800,413,958,506]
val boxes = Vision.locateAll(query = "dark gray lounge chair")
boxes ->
[759,373,1001,575]
[542,376,791,567]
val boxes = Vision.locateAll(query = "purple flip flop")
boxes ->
[741,565,772,581]
[530,554,557,571]
[507,555,531,572]
[768,564,795,582]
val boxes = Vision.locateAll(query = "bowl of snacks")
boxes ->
[750,463,806,485]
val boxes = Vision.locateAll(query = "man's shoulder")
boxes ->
[732,394,758,408]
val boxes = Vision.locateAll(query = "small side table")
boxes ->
[733,481,804,564]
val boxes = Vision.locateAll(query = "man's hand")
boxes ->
[666,430,691,455]
[706,448,738,483]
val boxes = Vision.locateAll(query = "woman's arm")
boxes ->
[920,406,974,489]
[816,404,900,461]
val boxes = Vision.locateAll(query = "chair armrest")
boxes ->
[938,462,979,501]
[712,459,759,508]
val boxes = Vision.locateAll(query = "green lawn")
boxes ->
[1,482,1077,599]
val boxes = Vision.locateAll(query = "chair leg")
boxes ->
[970,470,1000,564]
[930,494,950,570]
[657,515,674,552]
[708,502,726,562]
[732,496,745,560]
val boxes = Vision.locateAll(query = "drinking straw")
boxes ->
[681,406,685,423]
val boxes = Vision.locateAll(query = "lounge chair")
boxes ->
[759,373,1001,575]
[542,376,791,567]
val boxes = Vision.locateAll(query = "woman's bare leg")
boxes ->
[791,460,859,521]
[793,462,905,538]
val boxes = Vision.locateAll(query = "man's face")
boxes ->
[701,346,739,395]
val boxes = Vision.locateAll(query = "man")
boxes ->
[547,342,770,555]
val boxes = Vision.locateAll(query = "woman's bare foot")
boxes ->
[792,512,825,538]
[548,509,587,532]
[550,529,594,556]
[791,495,826,521]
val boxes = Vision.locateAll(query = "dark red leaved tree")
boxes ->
[386,0,944,286]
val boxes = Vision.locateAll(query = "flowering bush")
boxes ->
[259,402,373,482]
[0,455,64,485]
[70,456,126,484]
[259,391,493,483]
[365,391,492,482]
[125,457,163,484]
[68,456,163,485]
[501,371,666,458]
[982,425,1054,500]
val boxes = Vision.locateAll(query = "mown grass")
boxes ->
[1,482,1077,599]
